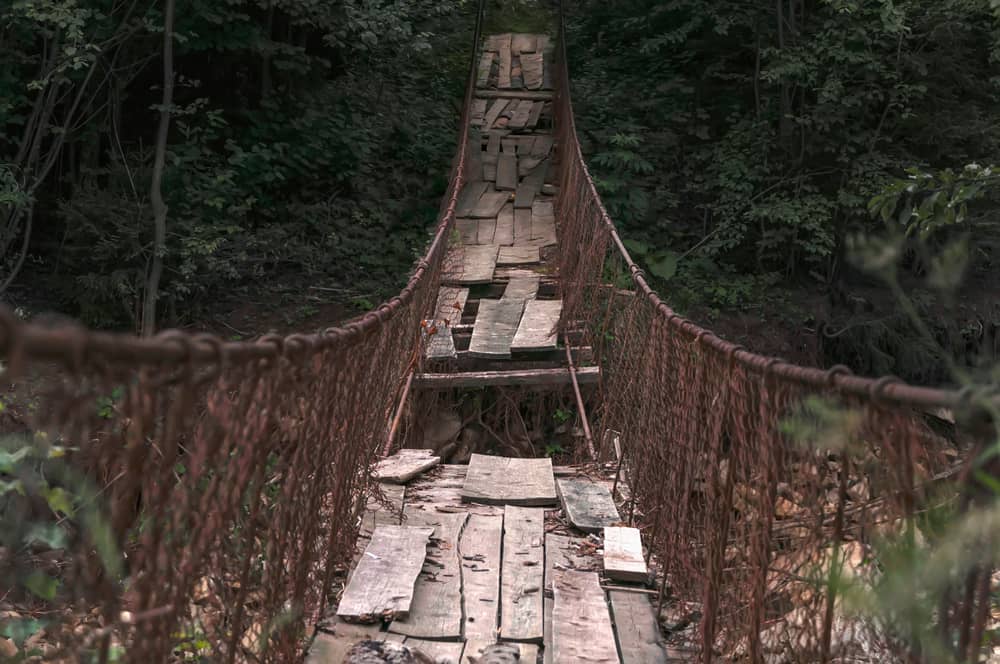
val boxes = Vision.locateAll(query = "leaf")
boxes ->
[648,252,678,281]
[24,571,59,601]
[622,238,649,256]
[1,618,46,645]
[45,487,75,517]
[0,446,30,472]
[26,523,68,550]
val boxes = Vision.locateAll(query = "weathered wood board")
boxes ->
[500,505,545,642]
[455,218,479,245]
[471,98,488,125]
[486,131,502,155]
[544,533,598,595]
[483,99,509,130]
[502,276,539,301]
[526,101,544,128]
[389,508,468,638]
[508,100,534,129]
[551,570,619,663]
[542,597,553,664]
[476,216,497,244]
[469,191,509,219]
[514,182,537,209]
[511,300,561,351]
[462,455,558,506]
[513,208,532,244]
[494,203,514,245]
[468,299,525,359]
[456,182,489,218]
[426,287,469,360]
[477,51,495,87]
[498,38,512,88]
[460,514,503,643]
[609,590,668,663]
[496,154,518,191]
[337,525,433,622]
[531,135,554,157]
[405,638,465,661]
[521,52,544,90]
[557,479,621,532]
[375,449,440,484]
[358,483,404,540]
[497,245,540,266]
[603,526,648,583]
[528,200,557,246]
[442,245,498,286]
[511,33,536,54]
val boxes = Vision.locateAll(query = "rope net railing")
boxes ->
[0,3,485,661]
[553,6,996,663]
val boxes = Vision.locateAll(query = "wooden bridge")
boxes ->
[306,30,663,664]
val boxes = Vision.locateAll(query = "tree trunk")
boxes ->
[142,0,175,336]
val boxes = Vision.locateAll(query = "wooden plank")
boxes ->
[477,51,495,87]
[477,216,497,245]
[457,182,489,218]
[460,514,503,644]
[526,102,544,129]
[557,479,621,533]
[469,191,508,219]
[471,99,488,126]
[426,287,469,360]
[544,534,598,595]
[511,33,536,54]
[494,203,514,245]
[500,137,518,154]
[468,299,525,359]
[496,154,518,191]
[514,182,539,210]
[511,300,561,352]
[513,208,532,244]
[442,245,498,285]
[498,38,512,89]
[497,245,540,266]
[542,597,553,664]
[551,570,619,663]
[413,366,600,389]
[462,455,557,506]
[500,505,545,642]
[483,99,509,130]
[528,200,557,247]
[508,100,534,130]
[609,590,668,663]
[337,525,433,622]
[502,276,539,301]
[455,218,478,245]
[376,449,440,484]
[530,136,553,158]
[603,527,648,583]
[522,158,549,185]
[475,90,553,101]
[486,131,502,156]
[359,483,405,539]
[389,509,468,638]
[521,52,544,90]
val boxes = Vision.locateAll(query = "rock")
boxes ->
[0,638,17,658]
[345,639,436,664]
[467,643,520,664]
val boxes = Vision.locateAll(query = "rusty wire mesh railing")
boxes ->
[0,2,485,661]
[553,4,997,662]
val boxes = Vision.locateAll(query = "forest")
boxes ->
[3,0,1000,386]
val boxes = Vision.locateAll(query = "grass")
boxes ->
[483,0,554,35]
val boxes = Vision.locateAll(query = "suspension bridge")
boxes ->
[0,3,990,663]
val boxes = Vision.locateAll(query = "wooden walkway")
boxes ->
[422,30,594,389]
[309,459,669,663]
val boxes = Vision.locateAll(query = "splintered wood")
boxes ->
[500,505,545,642]
[337,525,433,622]
[375,449,440,484]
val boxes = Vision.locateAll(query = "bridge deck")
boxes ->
[309,461,669,663]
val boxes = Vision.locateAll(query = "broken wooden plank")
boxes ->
[468,299,525,359]
[502,276,539,301]
[460,514,503,644]
[494,204,514,245]
[413,366,600,389]
[389,508,468,639]
[544,534,597,595]
[603,526,648,583]
[530,135,553,158]
[359,483,405,540]
[456,182,489,218]
[526,101,544,129]
[551,570,618,663]
[477,51,495,87]
[375,449,440,484]
[508,100,534,130]
[469,191,509,219]
[425,287,469,360]
[462,455,557,506]
[521,52,544,90]
[609,590,668,663]
[337,525,433,623]
[500,505,545,642]
[497,154,518,191]
[442,245,499,286]
[483,99,509,130]
[497,245,540,266]
[511,300,561,352]
[557,479,621,533]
